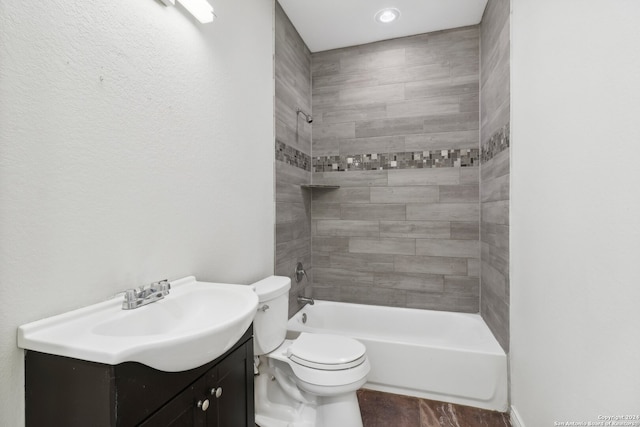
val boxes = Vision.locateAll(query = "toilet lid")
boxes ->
[286,333,367,371]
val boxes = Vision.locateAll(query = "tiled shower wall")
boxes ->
[480,0,511,351]
[274,3,313,316]
[310,28,482,312]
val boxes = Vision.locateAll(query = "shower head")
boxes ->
[296,107,313,124]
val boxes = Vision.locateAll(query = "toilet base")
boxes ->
[316,393,363,427]
[255,360,365,427]
[255,371,316,427]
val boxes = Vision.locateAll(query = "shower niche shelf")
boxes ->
[300,184,340,189]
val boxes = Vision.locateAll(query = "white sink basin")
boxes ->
[17,276,258,372]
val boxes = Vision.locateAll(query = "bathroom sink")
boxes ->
[17,276,258,372]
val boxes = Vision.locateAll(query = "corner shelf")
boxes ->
[300,184,340,189]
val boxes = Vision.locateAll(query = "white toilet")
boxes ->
[252,276,370,427]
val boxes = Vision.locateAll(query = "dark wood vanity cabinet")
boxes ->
[25,327,254,427]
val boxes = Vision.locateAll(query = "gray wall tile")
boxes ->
[481,172,509,203]
[275,4,313,315]
[330,252,395,273]
[405,131,479,151]
[370,186,439,204]
[314,267,374,286]
[481,148,510,181]
[276,237,310,265]
[407,203,480,221]
[276,202,308,223]
[480,0,510,352]
[313,122,356,140]
[451,222,480,240]
[340,83,405,105]
[276,220,310,244]
[311,187,371,204]
[355,117,426,138]
[380,221,451,239]
[312,138,340,157]
[341,285,407,307]
[388,168,460,186]
[479,0,510,352]
[349,238,416,255]
[339,136,405,155]
[312,236,349,253]
[406,291,478,313]
[405,81,479,101]
[319,103,387,125]
[423,112,479,133]
[416,239,480,259]
[309,26,482,313]
[340,48,406,74]
[341,204,406,221]
[386,96,459,118]
[315,220,379,237]
[439,184,480,203]
[313,170,388,187]
[481,200,509,225]
[394,255,468,275]
[468,258,481,277]
[460,166,480,184]
[374,272,444,292]
[313,251,331,268]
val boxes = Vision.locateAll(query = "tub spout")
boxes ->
[297,296,314,307]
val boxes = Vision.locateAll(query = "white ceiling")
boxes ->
[278,0,489,52]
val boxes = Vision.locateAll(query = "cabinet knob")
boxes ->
[210,387,223,398]
[197,399,210,411]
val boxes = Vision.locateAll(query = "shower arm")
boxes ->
[296,107,313,124]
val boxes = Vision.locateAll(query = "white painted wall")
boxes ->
[511,0,640,424]
[0,0,274,424]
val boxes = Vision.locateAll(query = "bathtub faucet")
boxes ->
[297,295,315,307]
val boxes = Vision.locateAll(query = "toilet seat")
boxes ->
[267,335,371,388]
[286,333,367,371]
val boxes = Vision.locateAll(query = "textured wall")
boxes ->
[310,28,482,312]
[0,1,274,425]
[274,3,313,316]
[511,1,640,424]
[480,0,511,352]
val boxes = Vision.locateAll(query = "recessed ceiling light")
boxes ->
[375,8,400,24]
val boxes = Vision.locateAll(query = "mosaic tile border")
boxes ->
[481,122,510,163]
[275,140,311,171]
[312,149,479,173]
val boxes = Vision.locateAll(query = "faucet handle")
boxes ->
[158,280,170,292]
[124,289,137,301]
[295,262,308,283]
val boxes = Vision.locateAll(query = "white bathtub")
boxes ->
[287,300,508,412]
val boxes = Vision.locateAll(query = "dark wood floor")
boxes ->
[357,389,511,427]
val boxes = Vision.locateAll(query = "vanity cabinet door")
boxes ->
[138,382,206,427]
[139,339,253,427]
[204,341,251,427]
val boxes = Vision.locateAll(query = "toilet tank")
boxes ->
[252,276,291,355]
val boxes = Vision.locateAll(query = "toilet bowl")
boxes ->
[251,276,370,427]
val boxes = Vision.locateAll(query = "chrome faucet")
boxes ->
[297,295,314,307]
[122,279,171,310]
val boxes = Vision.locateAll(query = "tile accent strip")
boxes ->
[275,140,311,171]
[481,122,510,163]
[312,149,479,173]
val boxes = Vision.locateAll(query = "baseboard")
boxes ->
[511,405,526,427]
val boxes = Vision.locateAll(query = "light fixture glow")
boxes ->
[178,0,215,23]
[160,0,215,24]
[375,8,400,24]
